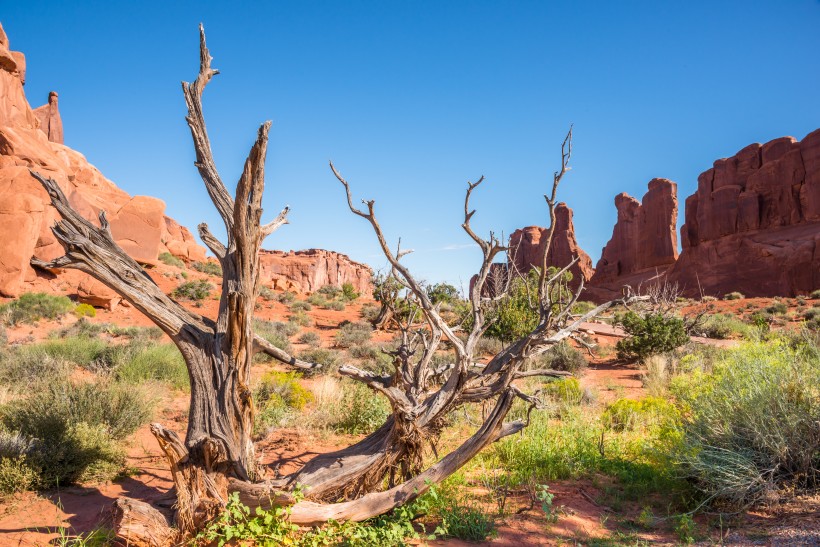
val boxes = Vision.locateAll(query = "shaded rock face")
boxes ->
[669,131,820,297]
[589,178,678,294]
[258,249,373,295]
[508,203,594,290]
[0,22,207,298]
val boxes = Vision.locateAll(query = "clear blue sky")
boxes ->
[4,2,819,289]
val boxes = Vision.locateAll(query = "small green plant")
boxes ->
[724,292,744,300]
[318,285,342,299]
[73,303,97,318]
[0,292,75,326]
[158,252,185,268]
[0,455,37,496]
[116,343,189,390]
[810,289,820,299]
[192,260,222,276]
[172,279,213,301]
[276,290,296,304]
[765,301,788,315]
[332,381,389,434]
[254,371,313,436]
[341,282,360,301]
[536,484,559,524]
[542,377,584,405]
[290,300,312,312]
[615,311,689,361]
[529,340,587,374]
[673,513,696,544]
[258,285,276,301]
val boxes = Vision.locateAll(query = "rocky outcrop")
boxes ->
[0,22,207,298]
[259,249,373,295]
[588,178,678,296]
[669,131,820,297]
[508,203,594,290]
[33,91,62,144]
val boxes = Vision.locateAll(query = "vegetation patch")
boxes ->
[0,293,75,326]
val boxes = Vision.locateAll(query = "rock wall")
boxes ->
[0,22,206,298]
[588,178,678,297]
[259,249,373,295]
[669,130,820,297]
[508,203,594,290]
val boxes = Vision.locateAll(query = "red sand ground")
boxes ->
[0,271,818,545]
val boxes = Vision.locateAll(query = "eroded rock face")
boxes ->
[33,91,63,144]
[670,131,820,297]
[508,203,594,290]
[258,249,373,295]
[0,22,206,297]
[589,178,678,295]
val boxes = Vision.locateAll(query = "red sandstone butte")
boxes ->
[508,203,594,290]
[669,130,820,297]
[258,249,373,296]
[588,178,678,298]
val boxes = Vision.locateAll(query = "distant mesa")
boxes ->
[259,249,373,296]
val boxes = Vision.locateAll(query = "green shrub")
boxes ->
[426,282,460,305]
[307,293,329,308]
[38,337,110,369]
[0,293,74,326]
[803,307,820,321]
[258,285,276,301]
[0,345,71,388]
[724,292,744,301]
[116,344,189,390]
[341,283,360,301]
[274,291,296,304]
[297,347,342,374]
[318,285,342,299]
[332,382,389,434]
[571,301,597,315]
[252,320,295,359]
[172,279,213,301]
[0,455,37,496]
[602,397,680,432]
[696,313,756,340]
[765,301,789,315]
[359,302,381,322]
[327,300,346,311]
[529,341,587,374]
[73,303,97,318]
[158,252,185,268]
[297,331,321,347]
[542,377,584,405]
[615,312,689,361]
[290,301,312,312]
[436,501,496,541]
[1,380,151,486]
[810,289,820,299]
[289,311,313,327]
[254,371,313,436]
[192,260,222,277]
[671,340,820,507]
[335,321,372,348]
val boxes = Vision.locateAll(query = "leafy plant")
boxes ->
[73,303,97,318]
[192,260,222,276]
[615,311,689,361]
[332,381,389,434]
[172,279,213,301]
[341,282,360,301]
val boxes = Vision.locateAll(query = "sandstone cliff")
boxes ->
[587,178,678,298]
[669,130,820,297]
[0,22,205,298]
[259,249,373,295]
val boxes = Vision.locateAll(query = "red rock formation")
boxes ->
[508,203,594,290]
[0,22,207,299]
[33,91,63,144]
[588,178,678,297]
[258,249,373,295]
[669,130,820,297]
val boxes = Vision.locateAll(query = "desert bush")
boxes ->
[341,282,360,301]
[0,455,37,496]
[811,289,820,299]
[297,347,342,375]
[307,293,329,307]
[108,325,164,341]
[357,301,379,323]
[475,336,503,356]
[318,285,342,299]
[37,337,110,369]
[724,292,744,301]
[696,313,757,340]
[252,320,296,360]
[0,293,74,326]
[528,341,587,375]
[258,285,276,301]
[347,343,379,361]
[803,307,820,321]
[73,303,97,318]
[426,282,460,305]
[192,260,222,277]
[172,279,213,301]
[289,311,313,327]
[700,295,716,302]
[671,340,820,507]
[254,371,313,436]
[290,300,312,312]
[332,381,390,434]
[542,377,584,405]
[327,300,346,311]
[276,291,296,304]
[158,252,185,269]
[297,331,321,347]
[335,321,372,348]
[116,343,189,390]
[765,301,789,315]
[602,397,680,432]
[1,380,151,486]
[615,311,689,361]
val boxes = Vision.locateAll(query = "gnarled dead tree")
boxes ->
[30,26,640,542]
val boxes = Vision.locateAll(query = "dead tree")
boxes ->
[30,26,639,542]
